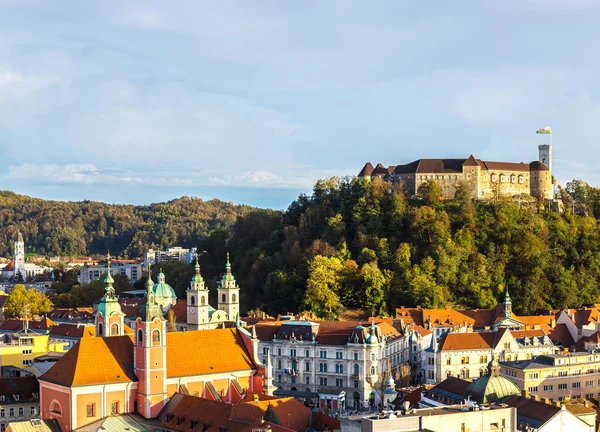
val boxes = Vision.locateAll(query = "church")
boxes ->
[1,232,52,281]
[38,255,270,431]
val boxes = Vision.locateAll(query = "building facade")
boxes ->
[1,233,52,282]
[501,352,600,402]
[143,247,197,267]
[78,260,143,284]
[0,376,40,432]
[358,145,554,200]
[253,319,403,411]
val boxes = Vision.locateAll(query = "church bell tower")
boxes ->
[217,253,240,321]
[187,257,209,330]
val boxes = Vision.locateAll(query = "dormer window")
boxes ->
[13,394,19,401]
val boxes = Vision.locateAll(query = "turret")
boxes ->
[217,253,240,321]
[503,287,512,320]
[134,264,168,418]
[187,256,209,330]
[95,252,124,337]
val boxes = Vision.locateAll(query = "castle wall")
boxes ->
[477,170,531,199]
[415,173,462,198]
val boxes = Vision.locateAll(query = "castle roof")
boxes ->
[358,162,375,177]
[372,163,388,176]
[39,328,257,387]
[529,161,550,171]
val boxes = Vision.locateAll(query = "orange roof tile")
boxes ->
[439,332,495,351]
[166,329,256,378]
[40,335,135,387]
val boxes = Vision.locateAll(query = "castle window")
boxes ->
[500,175,505,182]
[98,323,103,336]
[221,294,226,302]
[190,296,195,306]
[519,176,524,184]
[201,296,206,305]
[466,174,471,180]
[511,175,516,183]
[491,174,497,182]
[232,294,237,302]
[137,329,143,345]
[110,323,119,336]
[86,403,95,418]
[152,329,161,346]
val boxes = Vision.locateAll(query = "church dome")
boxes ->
[153,271,177,300]
[464,360,520,404]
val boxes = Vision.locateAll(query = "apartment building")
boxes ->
[78,260,143,284]
[501,352,600,402]
[143,247,197,267]
[0,334,68,369]
[253,318,403,411]
[0,376,40,432]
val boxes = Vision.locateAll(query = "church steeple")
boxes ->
[187,256,209,330]
[218,252,240,321]
[503,286,512,319]
[95,252,124,337]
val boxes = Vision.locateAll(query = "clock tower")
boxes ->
[538,144,552,172]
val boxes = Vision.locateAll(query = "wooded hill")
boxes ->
[0,191,254,258]
[214,177,600,317]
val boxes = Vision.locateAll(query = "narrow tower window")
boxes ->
[152,329,161,346]
[137,329,143,345]
[201,296,206,305]
[190,296,195,306]
[221,294,226,302]
[232,294,237,303]
[98,323,103,336]
[110,323,119,336]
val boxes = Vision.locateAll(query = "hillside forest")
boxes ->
[6,178,600,318]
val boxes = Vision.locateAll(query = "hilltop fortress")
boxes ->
[358,145,554,200]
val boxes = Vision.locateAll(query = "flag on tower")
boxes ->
[536,126,551,134]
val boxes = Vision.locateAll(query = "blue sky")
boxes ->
[1,1,599,209]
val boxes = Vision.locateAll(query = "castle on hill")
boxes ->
[358,144,554,200]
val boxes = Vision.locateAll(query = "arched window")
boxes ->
[200,296,206,305]
[50,401,62,415]
[446,370,452,378]
[232,294,237,303]
[110,323,119,336]
[190,296,195,306]
[98,323,103,337]
[152,329,161,346]
[460,368,470,379]
[370,366,376,375]
[137,329,143,345]
[221,294,226,302]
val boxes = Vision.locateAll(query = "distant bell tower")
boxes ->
[187,257,209,330]
[14,232,25,281]
[217,253,240,321]
[538,144,552,171]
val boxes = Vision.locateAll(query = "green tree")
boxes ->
[4,284,53,319]
[418,180,441,206]
[361,262,388,316]
[302,255,344,318]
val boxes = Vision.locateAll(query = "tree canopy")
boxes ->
[4,284,53,319]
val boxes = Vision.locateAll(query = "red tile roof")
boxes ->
[0,318,55,332]
[439,332,496,351]
[0,375,39,404]
[49,323,94,339]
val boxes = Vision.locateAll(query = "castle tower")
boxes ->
[539,144,552,172]
[217,253,239,320]
[503,286,512,319]
[134,271,168,419]
[186,257,209,330]
[95,253,124,337]
[14,232,25,281]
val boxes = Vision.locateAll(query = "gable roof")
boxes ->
[49,323,94,339]
[0,375,39,404]
[0,318,56,333]
[40,335,135,387]
[439,332,495,351]
[166,329,256,378]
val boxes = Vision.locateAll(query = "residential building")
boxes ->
[0,334,68,370]
[78,260,143,284]
[38,266,268,432]
[159,392,340,432]
[360,404,516,432]
[143,247,197,267]
[425,328,556,384]
[359,145,553,200]
[500,352,600,402]
[253,318,403,411]
[0,376,40,432]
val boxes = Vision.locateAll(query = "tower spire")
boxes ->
[104,251,115,298]
[503,286,512,319]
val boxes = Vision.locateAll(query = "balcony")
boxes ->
[351,374,362,380]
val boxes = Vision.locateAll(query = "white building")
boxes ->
[78,260,143,284]
[253,318,403,412]
[1,233,52,281]
[144,247,197,267]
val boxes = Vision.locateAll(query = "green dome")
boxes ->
[153,271,177,300]
[104,272,114,284]
[464,362,521,404]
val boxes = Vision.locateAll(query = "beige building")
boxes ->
[358,145,554,200]
[501,352,600,402]
[361,404,516,432]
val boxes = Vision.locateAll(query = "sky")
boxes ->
[1,1,599,209]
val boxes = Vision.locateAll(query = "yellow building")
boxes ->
[501,352,600,402]
[0,333,68,369]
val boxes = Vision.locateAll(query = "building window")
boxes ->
[201,296,206,305]
[306,350,310,357]
[354,380,359,388]
[50,402,62,416]
[263,347,268,355]
[152,329,161,346]
[370,366,376,375]
[137,329,143,345]
[278,348,282,356]
[111,323,119,336]
[0,409,4,418]
[354,353,358,361]
[190,296,195,306]
[86,403,95,418]
[305,376,310,385]
[336,352,343,359]
[528,386,538,393]
[446,357,451,365]
[558,383,567,390]
[543,385,553,392]
[320,350,327,358]
[305,362,310,372]
[232,294,237,302]
[277,360,282,370]
[98,322,103,336]
[278,375,282,383]
[354,364,359,376]
[573,382,581,389]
